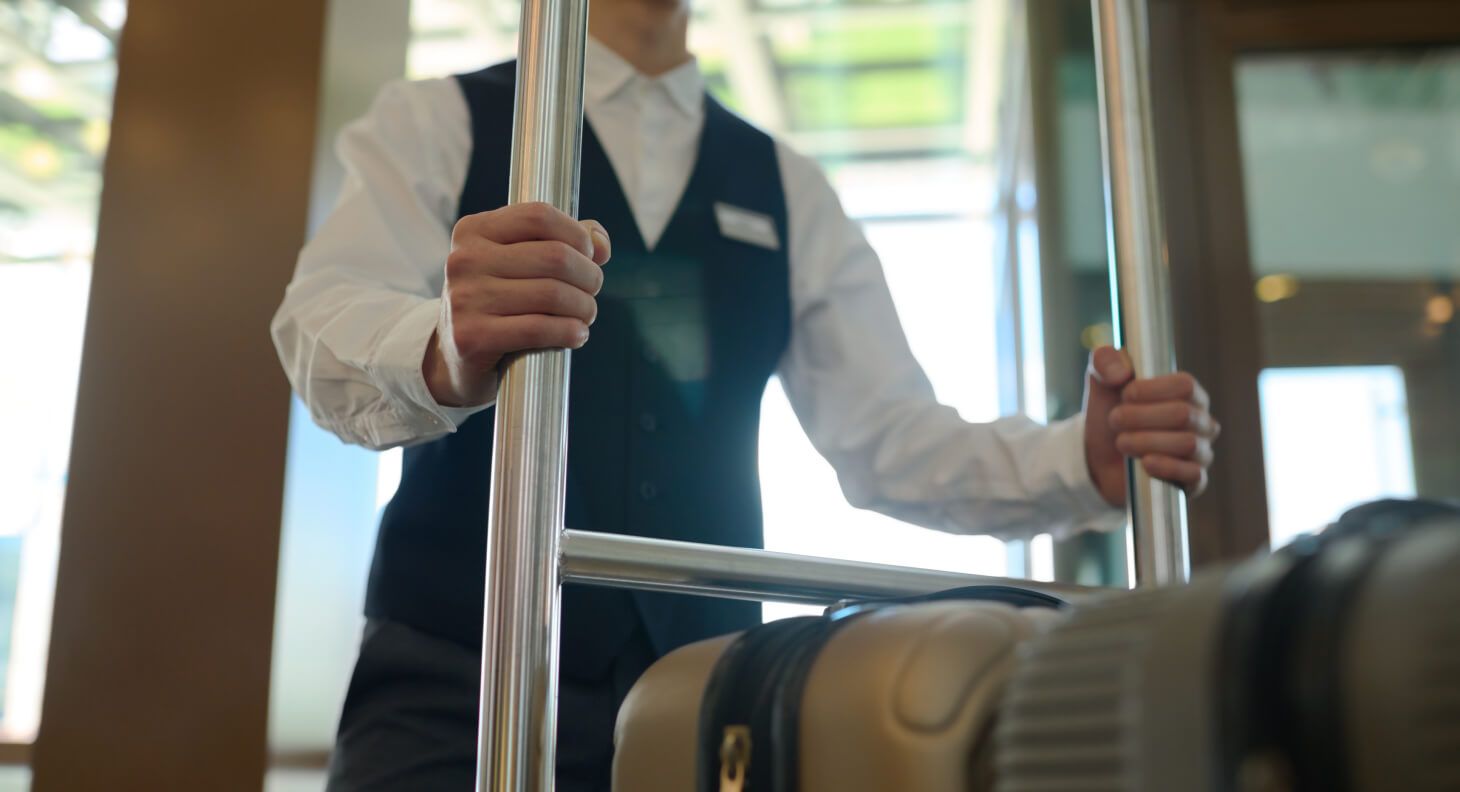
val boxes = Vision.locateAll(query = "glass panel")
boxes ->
[0,0,126,743]
[1236,49,1460,546]
[266,769,327,792]
[1015,0,1126,586]
[1259,367,1417,548]
[691,0,1028,619]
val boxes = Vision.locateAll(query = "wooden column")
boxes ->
[32,0,326,788]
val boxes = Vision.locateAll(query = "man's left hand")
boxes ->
[1083,345,1220,508]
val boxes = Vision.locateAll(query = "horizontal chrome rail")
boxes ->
[560,530,1111,605]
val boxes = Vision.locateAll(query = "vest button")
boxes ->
[639,412,657,432]
[639,481,658,501]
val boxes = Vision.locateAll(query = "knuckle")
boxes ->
[447,291,470,315]
[1176,372,1196,397]
[476,288,503,316]
[546,242,576,277]
[444,249,473,279]
[521,202,555,231]
[542,282,571,314]
[450,325,479,357]
[449,216,474,245]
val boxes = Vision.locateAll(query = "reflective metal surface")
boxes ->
[1092,0,1190,586]
[475,0,589,786]
[560,530,1107,603]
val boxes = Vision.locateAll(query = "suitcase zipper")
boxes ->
[719,725,751,792]
[699,616,826,792]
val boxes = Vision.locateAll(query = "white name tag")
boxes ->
[714,203,781,251]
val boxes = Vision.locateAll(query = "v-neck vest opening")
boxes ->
[583,96,737,256]
[368,61,793,670]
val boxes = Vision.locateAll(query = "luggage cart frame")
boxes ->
[474,0,1185,788]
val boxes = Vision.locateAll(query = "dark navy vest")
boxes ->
[367,61,792,681]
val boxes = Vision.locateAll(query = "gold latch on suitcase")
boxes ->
[719,725,752,792]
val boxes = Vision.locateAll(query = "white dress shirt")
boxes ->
[271,38,1120,539]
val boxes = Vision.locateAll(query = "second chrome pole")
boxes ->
[1091,0,1190,586]
[475,0,590,787]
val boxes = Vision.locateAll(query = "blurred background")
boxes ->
[1,0,1457,788]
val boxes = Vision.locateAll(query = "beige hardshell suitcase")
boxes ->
[613,595,1061,792]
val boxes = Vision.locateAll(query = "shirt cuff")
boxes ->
[1051,413,1127,532]
[370,297,494,436]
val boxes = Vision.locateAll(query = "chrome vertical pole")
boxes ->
[1091,0,1190,586]
[475,0,589,787]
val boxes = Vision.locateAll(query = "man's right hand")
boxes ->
[423,202,612,408]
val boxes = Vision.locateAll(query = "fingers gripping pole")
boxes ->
[1091,0,1191,586]
[475,0,589,787]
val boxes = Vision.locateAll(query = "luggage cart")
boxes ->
[475,0,1184,788]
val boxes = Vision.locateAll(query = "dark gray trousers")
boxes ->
[325,619,657,791]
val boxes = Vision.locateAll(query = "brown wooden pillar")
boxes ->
[32,0,326,788]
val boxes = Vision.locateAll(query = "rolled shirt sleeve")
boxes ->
[271,77,490,451]
[774,143,1124,540]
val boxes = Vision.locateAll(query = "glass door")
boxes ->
[1234,48,1460,547]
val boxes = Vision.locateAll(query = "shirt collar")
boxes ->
[584,36,704,118]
